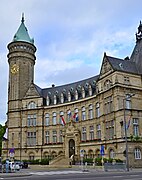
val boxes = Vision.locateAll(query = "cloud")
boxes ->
[0,0,142,125]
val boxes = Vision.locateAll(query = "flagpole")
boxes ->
[123,93,135,172]
[123,97,129,171]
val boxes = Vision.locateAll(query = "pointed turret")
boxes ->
[130,21,142,74]
[13,13,34,44]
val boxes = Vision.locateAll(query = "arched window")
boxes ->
[96,102,100,118]
[82,87,85,98]
[54,95,57,105]
[89,85,92,96]
[68,91,71,102]
[52,112,56,125]
[104,79,112,90]
[28,101,36,109]
[46,96,50,106]
[61,93,64,103]
[134,148,141,159]
[89,104,93,119]
[82,106,86,120]
[75,90,78,100]
[45,113,50,126]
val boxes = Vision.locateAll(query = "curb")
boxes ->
[0,172,31,178]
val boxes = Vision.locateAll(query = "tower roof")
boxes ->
[13,14,34,44]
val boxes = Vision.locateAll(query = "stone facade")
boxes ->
[2,18,142,167]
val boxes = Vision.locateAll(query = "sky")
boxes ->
[0,0,142,125]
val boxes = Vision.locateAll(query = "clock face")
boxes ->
[11,64,19,74]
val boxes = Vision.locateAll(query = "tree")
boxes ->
[0,124,6,156]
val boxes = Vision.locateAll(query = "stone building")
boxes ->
[2,17,142,167]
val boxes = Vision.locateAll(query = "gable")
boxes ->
[99,55,114,78]
[24,84,41,98]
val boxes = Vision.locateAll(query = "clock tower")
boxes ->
[7,15,36,111]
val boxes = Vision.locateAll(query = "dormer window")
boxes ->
[46,96,50,106]
[28,101,36,109]
[54,95,57,105]
[75,90,78,100]
[89,85,92,96]
[82,87,85,98]
[61,93,64,103]
[68,91,71,102]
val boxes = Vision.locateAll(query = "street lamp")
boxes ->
[123,93,135,171]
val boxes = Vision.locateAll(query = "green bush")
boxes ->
[40,159,49,165]
[95,157,123,166]
[29,159,40,164]
[83,158,93,164]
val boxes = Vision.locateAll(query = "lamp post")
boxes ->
[123,93,135,171]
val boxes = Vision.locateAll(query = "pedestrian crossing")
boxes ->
[30,170,89,176]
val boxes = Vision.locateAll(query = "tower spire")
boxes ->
[21,13,24,23]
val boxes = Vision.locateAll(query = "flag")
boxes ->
[73,113,79,122]
[127,115,132,129]
[3,128,8,140]
[60,115,66,125]
[100,145,105,156]
[127,118,131,129]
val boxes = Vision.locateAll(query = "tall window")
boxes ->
[45,113,50,126]
[104,96,113,114]
[105,120,114,139]
[67,109,72,122]
[27,132,36,146]
[134,148,141,159]
[45,131,50,144]
[59,130,63,143]
[133,118,139,136]
[82,106,86,120]
[89,104,93,119]
[96,124,101,139]
[52,112,57,125]
[125,94,131,109]
[27,114,36,126]
[82,127,87,141]
[60,111,64,125]
[53,130,57,143]
[89,125,94,140]
[96,102,100,118]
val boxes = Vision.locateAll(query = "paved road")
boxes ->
[1,168,142,180]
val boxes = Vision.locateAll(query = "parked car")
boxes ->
[14,161,28,169]
[9,162,20,171]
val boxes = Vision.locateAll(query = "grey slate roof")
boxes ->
[42,75,99,100]
[107,56,139,74]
